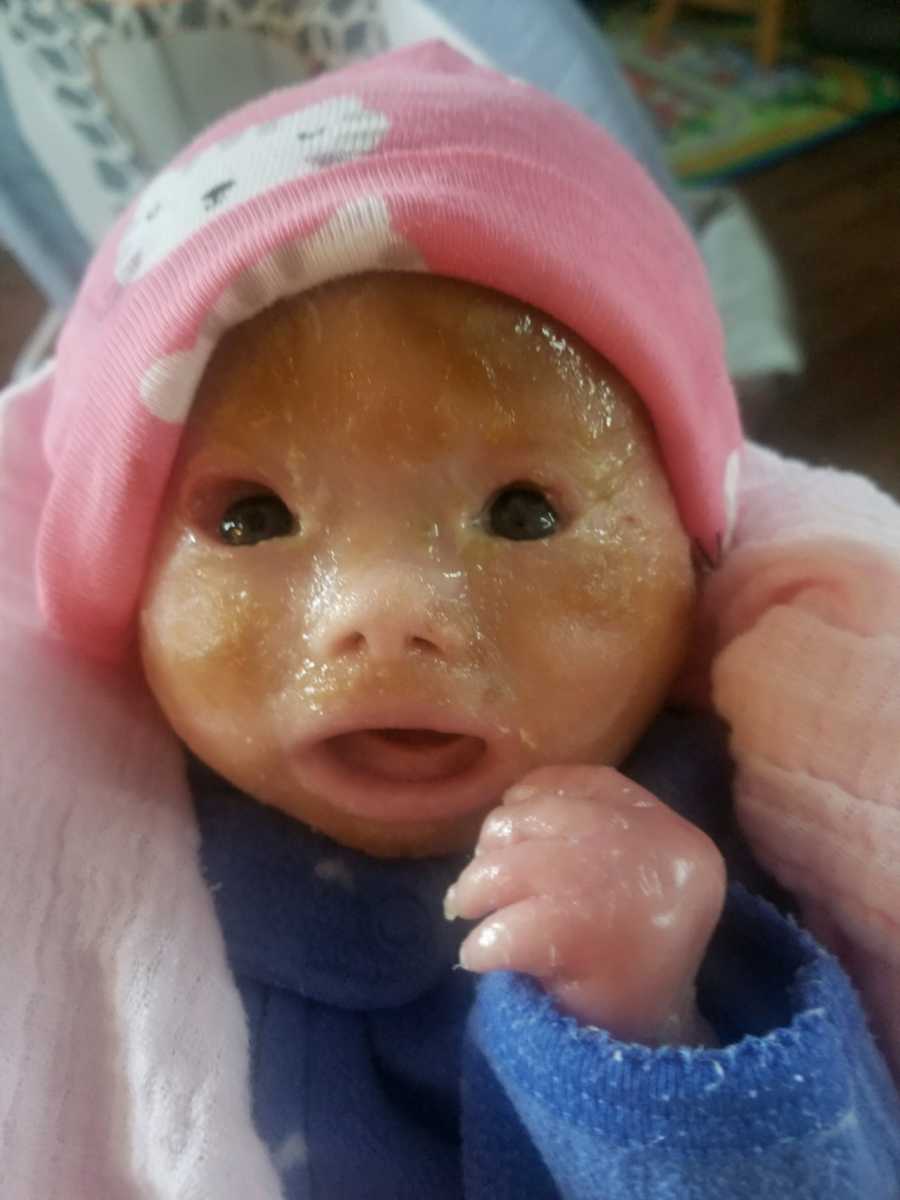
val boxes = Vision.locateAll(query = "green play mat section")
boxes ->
[605,6,900,183]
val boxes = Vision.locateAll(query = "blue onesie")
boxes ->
[191,710,900,1198]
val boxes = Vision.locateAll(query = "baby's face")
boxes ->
[140,274,696,857]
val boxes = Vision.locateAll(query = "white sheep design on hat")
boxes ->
[115,96,391,285]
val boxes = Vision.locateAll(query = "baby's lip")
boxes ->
[291,705,510,824]
[324,727,485,783]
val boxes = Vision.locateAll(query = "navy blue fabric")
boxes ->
[191,711,900,1198]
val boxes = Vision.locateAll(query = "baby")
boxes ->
[141,269,714,1047]
[2,40,900,1200]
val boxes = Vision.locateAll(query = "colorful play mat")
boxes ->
[605,7,900,183]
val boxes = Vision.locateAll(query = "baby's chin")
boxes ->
[260,783,490,859]
[213,715,538,857]
[183,712,662,859]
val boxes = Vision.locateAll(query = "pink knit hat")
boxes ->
[34,40,741,664]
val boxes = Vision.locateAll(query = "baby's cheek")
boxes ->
[507,552,637,713]
[472,530,654,658]
[141,546,281,720]
[468,519,694,754]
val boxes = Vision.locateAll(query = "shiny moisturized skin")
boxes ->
[139,273,697,858]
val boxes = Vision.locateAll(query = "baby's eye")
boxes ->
[486,485,559,541]
[219,493,296,546]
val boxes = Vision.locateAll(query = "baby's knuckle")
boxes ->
[675,828,727,903]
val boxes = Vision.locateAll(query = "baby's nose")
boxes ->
[307,563,468,664]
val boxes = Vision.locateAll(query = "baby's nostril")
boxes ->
[410,636,438,653]
[333,632,440,657]
[345,632,366,652]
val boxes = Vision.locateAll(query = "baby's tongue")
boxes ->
[329,728,483,783]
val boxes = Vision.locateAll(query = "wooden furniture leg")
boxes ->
[649,0,683,51]
[758,0,786,68]
[650,0,787,68]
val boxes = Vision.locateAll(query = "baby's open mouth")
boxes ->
[292,708,505,823]
[324,728,486,783]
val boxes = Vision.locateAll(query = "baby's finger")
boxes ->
[477,791,640,855]
[458,895,595,979]
[502,765,643,807]
[458,895,714,1041]
[446,837,602,922]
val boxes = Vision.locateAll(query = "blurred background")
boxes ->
[1,0,898,496]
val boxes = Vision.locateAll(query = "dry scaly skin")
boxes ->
[139,272,723,1044]
[446,765,724,1045]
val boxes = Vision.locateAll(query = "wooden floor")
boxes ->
[2,111,899,498]
[738,111,900,500]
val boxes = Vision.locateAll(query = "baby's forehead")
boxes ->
[186,274,645,460]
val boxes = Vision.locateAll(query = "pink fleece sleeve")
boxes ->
[705,443,900,1080]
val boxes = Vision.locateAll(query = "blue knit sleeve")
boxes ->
[462,885,900,1199]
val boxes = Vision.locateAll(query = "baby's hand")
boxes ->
[445,767,726,1046]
